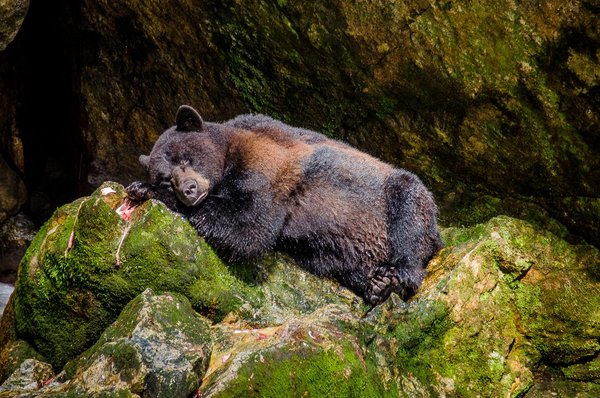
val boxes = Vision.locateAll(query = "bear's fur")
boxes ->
[127,105,443,306]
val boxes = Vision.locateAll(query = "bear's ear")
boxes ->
[139,154,150,168]
[176,105,203,132]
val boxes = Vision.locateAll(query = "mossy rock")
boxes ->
[365,216,600,396]
[60,288,212,397]
[0,340,44,387]
[7,183,599,396]
[202,305,392,397]
[12,182,262,369]
[0,358,54,394]
[10,182,358,371]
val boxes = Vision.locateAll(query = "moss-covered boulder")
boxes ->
[365,216,600,396]
[60,288,212,397]
[11,182,263,369]
[6,182,352,373]
[202,305,387,397]
[1,187,598,396]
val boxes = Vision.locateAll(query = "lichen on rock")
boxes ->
[365,216,600,396]
[0,0,29,51]
[60,288,212,397]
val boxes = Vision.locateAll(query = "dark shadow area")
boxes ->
[3,0,88,225]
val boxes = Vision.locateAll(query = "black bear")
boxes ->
[127,105,443,306]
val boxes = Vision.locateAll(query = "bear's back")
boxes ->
[225,114,330,145]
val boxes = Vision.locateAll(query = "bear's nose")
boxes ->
[182,180,197,198]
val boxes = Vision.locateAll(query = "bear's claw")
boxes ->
[365,265,400,306]
[125,181,154,203]
[365,264,419,306]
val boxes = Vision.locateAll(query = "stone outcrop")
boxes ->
[0,184,597,396]
[0,0,29,51]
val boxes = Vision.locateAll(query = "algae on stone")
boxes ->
[202,305,391,398]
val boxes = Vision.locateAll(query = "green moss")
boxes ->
[64,289,211,394]
[441,223,488,247]
[387,217,599,395]
[12,185,263,369]
[391,300,452,389]
[14,197,123,369]
[562,356,600,382]
[209,340,389,397]
[525,379,600,398]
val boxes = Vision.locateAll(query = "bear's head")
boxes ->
[140,105,227,207]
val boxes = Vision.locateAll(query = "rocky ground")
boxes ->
[0,183,597,397]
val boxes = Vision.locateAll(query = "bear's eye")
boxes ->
[154,171,171,186]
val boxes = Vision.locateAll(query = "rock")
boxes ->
[59,288,212,397]
[524,377,600,398]
[0,282,46,386]
[9,182,350,371]
[0,212,36,284]
[202,305,387,397]
[11,182,261,370]
[0,283,13,318]
[0,0,597,255]
[1,186,598,396]
[0,0,29,51]
[0,155,26,226]
[65,0,600,247]
[0,359,53,393]
[1,289,212,397]
[0,340,43,386]
[75,1,245,187]
[364,216,600,396]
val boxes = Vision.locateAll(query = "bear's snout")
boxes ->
[182,180,197,197]
[171,167,210,207]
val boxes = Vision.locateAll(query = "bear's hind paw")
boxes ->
[365,265,419,306]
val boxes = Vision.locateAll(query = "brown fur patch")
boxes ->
[326,140,393,175]
[230,129,313,202]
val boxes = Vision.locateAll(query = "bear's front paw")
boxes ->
[126,181,154,203]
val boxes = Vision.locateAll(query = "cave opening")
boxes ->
[6,0,88,225]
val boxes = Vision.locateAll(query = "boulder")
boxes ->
[9,182,261,370]
[364,216,600,396]
[0,156,26,226]
[60,288,212,397]
[5,182,349,371]
[0,185,598,396]
[0,212,36,285]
